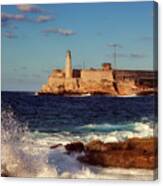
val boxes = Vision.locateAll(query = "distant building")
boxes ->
[39,50,157,96]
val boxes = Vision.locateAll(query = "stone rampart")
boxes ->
[81,69,114,82]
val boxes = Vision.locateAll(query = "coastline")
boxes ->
[2,137,158,179]
[51,137,158,170]
[37,91,157,97]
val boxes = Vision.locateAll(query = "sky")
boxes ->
[1,1,156,91]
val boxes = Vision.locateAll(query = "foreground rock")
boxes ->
[65,141,84,153]
[50,143,62,149]
[1,164,10,177]
[65,138,157,169]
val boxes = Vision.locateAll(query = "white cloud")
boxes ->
[43,28,76,36]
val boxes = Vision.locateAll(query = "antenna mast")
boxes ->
[108,43,121,69]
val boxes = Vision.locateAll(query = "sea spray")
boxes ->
[1,109,57,177]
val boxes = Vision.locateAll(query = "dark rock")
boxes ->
[65,141,84,153]
[50,144,62,149]
[1,164,10,177]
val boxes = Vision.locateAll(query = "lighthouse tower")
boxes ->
[65,50,73,78]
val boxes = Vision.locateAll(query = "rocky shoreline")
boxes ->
[1,137,157,177]
[37,90,157,97]
[51,137,157,170]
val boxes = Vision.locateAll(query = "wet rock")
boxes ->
[1,164,10,177]
[65,141,84,153]
[50,144,62,149]
[77,137,158,169]
[85,140,109,152]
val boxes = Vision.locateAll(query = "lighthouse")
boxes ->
[65,50,73,78]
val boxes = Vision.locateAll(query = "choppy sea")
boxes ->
[1,91,158,180]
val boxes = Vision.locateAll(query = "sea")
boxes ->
[1,91,158,180]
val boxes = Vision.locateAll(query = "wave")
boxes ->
[1,109,57,177]
[30,121,155,148]
[116,94,137,98]
[76,121,154,132]
[48,146,155,180]
[74,121,155,142]
[1,109,156,179]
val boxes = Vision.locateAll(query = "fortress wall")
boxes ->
[64,78,79,91]
[41,84,52,93]
[116,80,137,95]
[49,69,65,78]
[113,70,157,80]
[113,70,157,88]
[81,70,114,82]
[48,77,65,86]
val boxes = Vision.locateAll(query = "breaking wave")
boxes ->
[1,109,57,177]
[1,109,155,179]
[32,121,155,146]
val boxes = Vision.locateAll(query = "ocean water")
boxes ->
[1,91,158,179]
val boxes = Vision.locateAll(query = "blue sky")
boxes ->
[1,1,156,91]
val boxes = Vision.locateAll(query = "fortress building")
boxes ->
[39,50,157,96]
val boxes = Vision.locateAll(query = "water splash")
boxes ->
[1,109,57,177]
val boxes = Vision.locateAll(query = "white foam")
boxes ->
[47,146,155,180]
[31,121,155,146]
[117,94,137,98]
[1,143,58,177]
[1,109,156,179]
[1,110,57,178]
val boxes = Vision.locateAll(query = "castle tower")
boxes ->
[65,50,73,78]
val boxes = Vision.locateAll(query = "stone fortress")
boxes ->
[39,50,157,96]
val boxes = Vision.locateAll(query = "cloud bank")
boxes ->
[43,28,76,36]
[3,31,17,39]
[16,4,44,13]
[36,15,54,23]
[1,12,26,23]
[130,53,145,59]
